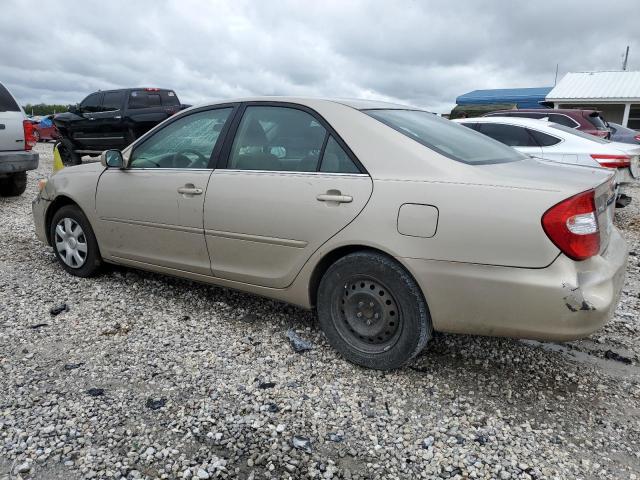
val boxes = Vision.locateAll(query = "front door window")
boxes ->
[130,108,233,169]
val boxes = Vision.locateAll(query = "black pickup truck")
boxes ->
[54,88,183,165]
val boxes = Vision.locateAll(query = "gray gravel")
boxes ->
[1,143,639,480]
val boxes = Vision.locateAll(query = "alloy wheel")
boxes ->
[54,218,88,268]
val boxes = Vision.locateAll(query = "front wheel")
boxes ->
[57,139,82,166]
[317,251,432,370]
[49,205,102,277]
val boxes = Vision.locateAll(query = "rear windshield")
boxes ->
[128,90,180,109]
[0,83,20,112]
[365,109,527,165]
[587,112,608,130]
[550,123,609,144]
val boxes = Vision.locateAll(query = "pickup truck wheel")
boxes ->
[317,251,432,370]
[0,172,27,197]
[58,139,82,166]
[50,205,102,277]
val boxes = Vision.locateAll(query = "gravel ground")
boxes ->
[1,143,639,480]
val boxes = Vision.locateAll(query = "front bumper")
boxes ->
[401,227,628,341]
[0,151,39,174]
[32,194,51,245]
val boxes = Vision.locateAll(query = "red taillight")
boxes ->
[23,120,37,151]
[590,154,631,168]
[541,189,600,261]
[634,134,640,142]
[144,87,160,91]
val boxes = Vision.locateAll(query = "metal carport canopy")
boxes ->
[456,87,553,109]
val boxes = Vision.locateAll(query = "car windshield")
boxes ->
[549,123,609,144]
[365,109,527,165]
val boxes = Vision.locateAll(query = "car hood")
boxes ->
[476,157,614,194]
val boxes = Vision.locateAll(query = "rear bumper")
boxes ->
[401,228,628,341]
[616,167,636,186]
[0,151,39,174]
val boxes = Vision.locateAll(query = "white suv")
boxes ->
[0,81,38,196]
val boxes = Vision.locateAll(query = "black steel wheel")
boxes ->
[334,276,402,354]
[317,250,432,370]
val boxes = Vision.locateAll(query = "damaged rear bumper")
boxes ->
[400,228,628,341]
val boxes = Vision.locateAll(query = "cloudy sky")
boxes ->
[1,0,638,113]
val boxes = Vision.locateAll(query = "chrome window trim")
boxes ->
[217,169,370,177]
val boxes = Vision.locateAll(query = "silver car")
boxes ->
[32,98,628,369]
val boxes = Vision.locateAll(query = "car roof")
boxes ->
[491,108,596,115]
[455,116,556,128]
[189,96,421,112]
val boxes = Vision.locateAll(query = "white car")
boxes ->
[0,81,39,196]
[454,116,639,188]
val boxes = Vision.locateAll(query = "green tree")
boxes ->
[22,104,69,116]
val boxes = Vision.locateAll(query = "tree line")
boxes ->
[22,104,69,116]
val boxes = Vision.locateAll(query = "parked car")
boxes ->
[484,108,611,139]
[0,81,39,196]
[53,87,182,165]
[33,98,627,369]
[454,116,639,192]
[32,114,59,142]
[608,122,640,145]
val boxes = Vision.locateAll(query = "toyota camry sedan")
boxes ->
[32,98,628,370]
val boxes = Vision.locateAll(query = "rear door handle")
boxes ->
[316,193,353,203]
[177,186,203,195]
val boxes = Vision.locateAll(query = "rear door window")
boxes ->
[101,91,125,111]
[319,136,360,173]
[0,83,20,112]
[228,106,327,172]
[477,123,538,147]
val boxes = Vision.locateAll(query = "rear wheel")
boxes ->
[0,172,27,197]
[317,251,432,370]
[49,205,102,277]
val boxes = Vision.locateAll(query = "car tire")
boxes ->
[317,250,432,370]
[49,205,102,277]
[58,139,82,166]
[0,172,27,197]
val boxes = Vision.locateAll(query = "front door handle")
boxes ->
[177,185,203,195]
[316,193,353,203]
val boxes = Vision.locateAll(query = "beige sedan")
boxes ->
[32,98,628,369]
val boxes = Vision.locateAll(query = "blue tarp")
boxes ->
[456,87,553,109]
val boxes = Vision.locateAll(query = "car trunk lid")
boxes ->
[479,158,616,256]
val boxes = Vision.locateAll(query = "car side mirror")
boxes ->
[101,149,124,168]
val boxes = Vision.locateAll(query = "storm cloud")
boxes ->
[1,0,638,113]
